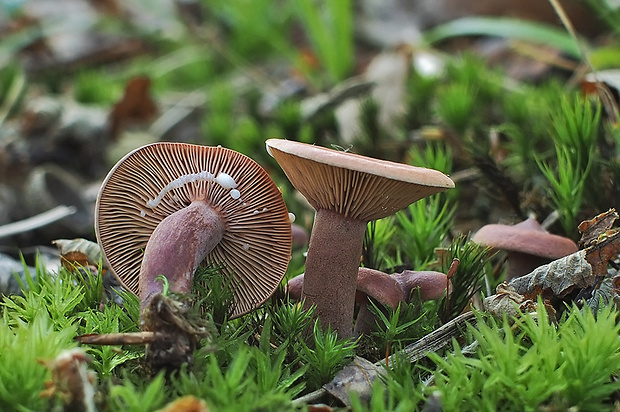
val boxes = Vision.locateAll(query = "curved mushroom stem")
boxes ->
[139,200,224,311]
[302,209,367,338]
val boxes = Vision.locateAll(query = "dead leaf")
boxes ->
[508,250,593,299]
[584,228,620,277]
[483,282,537,317]
[578,208,618,248]
[322,356,382,407]
[52,238,102,270]
[109,75,157,139]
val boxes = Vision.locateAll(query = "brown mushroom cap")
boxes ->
[96,142,292,318]
[286,273,304,301]
[356,267,404,310]
[471,218,578,260]
[265,139,455,221]
[392,270,450,301]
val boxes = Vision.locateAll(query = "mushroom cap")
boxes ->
[95,142,292,318]
[265,139,455,221]
[356,267,404,309]
[286,273,304,301]
[392,270,449,301]
[471,217,578,260]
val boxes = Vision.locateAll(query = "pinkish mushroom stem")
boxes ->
[139,200,224,310]
[302,209,368,336]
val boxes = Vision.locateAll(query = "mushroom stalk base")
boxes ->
[139,201,224,311]
[302,209,367,338]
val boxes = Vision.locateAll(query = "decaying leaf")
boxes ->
[53,238,102,269]
[578,208,618,248]
[584,228,620,277]
[508,250,593,300]
[322,356,382,407]
[109,75,157,139]
[503,214,620,302]
[483,282,537,317]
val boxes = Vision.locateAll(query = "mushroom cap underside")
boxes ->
[266,139,454,221]
[95,142,292,318]
[471,221,578,259]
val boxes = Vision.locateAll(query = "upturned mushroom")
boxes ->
[266,139,454,337]
[471,217,578,280]
[96,142,292,319]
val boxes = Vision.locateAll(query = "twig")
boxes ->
[292,311,477,406]
[0,205,76,239]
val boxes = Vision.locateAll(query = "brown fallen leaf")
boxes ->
[109,75,157,139]
[52,238,102,270]
[584,228,620,277]
[578,208,618,248]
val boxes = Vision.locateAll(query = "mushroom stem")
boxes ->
[302,209,367,338]
[139,201,224,310]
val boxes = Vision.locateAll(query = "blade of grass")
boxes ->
[423,17,581,58]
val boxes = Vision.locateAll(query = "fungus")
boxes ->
[471,217,578,280]
[95,142,292,319]
[354,268,449,336]
[266,139,454,337]
[353,267,404,336]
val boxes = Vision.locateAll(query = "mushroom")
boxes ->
[286,273,305,301]
[95,142,293,319]
[354,268,449,336]
[353,268,404,336]
[471,217,578,280]
[266,139,454,337]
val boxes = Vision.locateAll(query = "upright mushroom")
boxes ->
[96,142,292,319]
[266,139,454,337]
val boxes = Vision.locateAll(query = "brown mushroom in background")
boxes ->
[471,217,578,280]
[354,268,450,336]
[266,138,454,338]
[96,142,292,319]
[286,273,305,301]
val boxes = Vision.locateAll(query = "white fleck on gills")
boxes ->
[146,171,240,208]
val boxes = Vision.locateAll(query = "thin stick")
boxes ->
[75,332,159,345]
[0,205,76,239]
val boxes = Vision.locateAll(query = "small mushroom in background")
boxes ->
[267,138,454,338]
[286,273,305,301]
[95,142,292,367]
[354,268,450,336]
[471,217,578,280]
[291,222,309,249]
